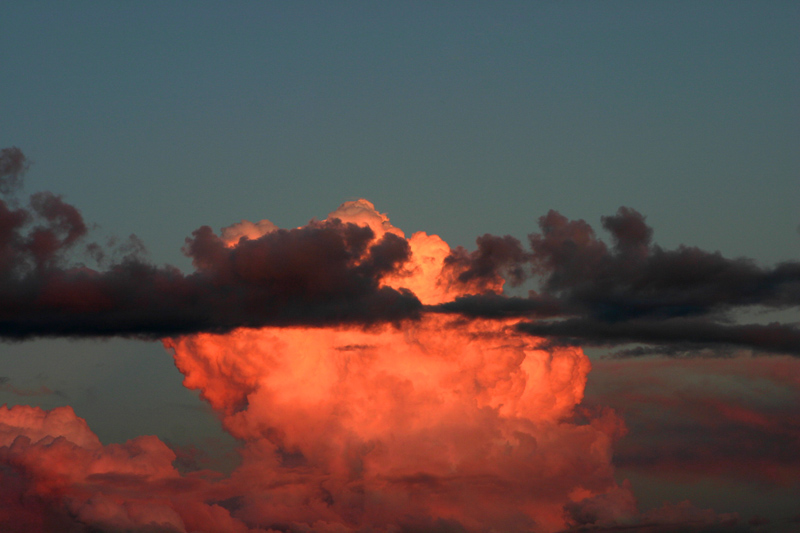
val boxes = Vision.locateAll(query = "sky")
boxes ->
[0,2,798,532]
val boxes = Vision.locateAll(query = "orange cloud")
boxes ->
[161,202,632,532]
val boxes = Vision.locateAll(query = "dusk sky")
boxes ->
[1,2,799,533]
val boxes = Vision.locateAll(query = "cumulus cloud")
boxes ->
[1,148,797,532]
[0,405,255,533]
[163,317,630,532]
[0,195,637,532]
[153,224,637,532]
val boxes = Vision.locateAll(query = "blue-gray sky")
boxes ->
[1,2,799,532]
[4,1,798,266]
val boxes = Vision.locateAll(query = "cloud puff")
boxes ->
[0,404,253,533]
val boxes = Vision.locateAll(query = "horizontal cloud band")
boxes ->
[1,147,798,356]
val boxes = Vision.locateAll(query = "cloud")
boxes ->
[156,228,634,531]
[0,405,252,533]
[0,150,422,339]
[563,491,747,533]
[529,208,800,319]
[1,148,798,531]
[515,317,800,356]
[585,356,800,487]
[2,148,798,358]
[444,233,530,291]
[0,157,635,530]
[0,206,638,532]
[160,318,627,532]
[433,207,800,356]
[435,293,563,319]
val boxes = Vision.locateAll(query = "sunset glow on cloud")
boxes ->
[164,201,622,532]
[1,147,798,532]
[3,2,798,530]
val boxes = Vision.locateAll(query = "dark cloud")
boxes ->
[444,233,529,291]
[516,318,800,357]
[432,293,562,319]
[435,207,800,356]
[0,149,421,339]
[527,208,800,320]
[1,147,797,355]
[0,224,421,339]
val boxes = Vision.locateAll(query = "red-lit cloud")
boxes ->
[161,205,630,532]
[1,148,797,532]
[0,404,254,533]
